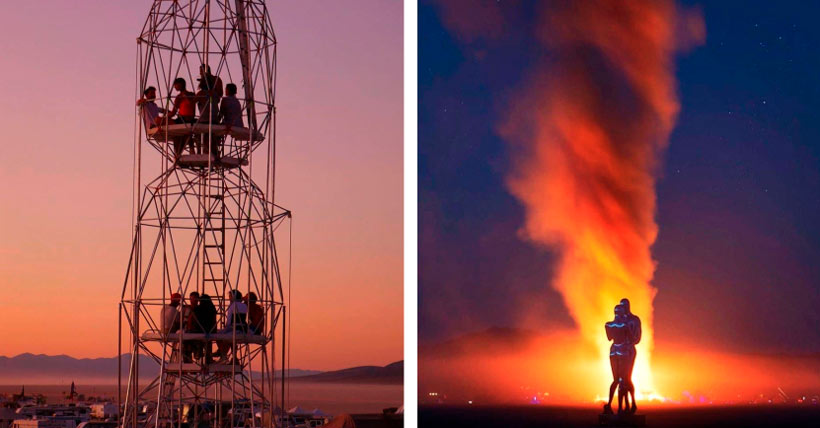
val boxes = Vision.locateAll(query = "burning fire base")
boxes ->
[598,412,646,427]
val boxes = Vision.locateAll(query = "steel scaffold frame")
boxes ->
[119,2,289,428]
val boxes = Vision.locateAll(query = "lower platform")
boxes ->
[142,330,267,344]
[147,123,263,142]
[161,362,244,374]
[177,153,248,168]
[598,413,646,427]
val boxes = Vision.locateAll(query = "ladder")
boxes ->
[202,170,226,297]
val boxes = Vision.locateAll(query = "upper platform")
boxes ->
[147,123,264,142]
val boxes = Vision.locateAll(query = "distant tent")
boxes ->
[311,408,328,417]
[260,407,284,427]
[322,413,356,428]
[396,405,403,414]
[287,406,309,415]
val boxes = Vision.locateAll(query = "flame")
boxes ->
[501,0,704,398]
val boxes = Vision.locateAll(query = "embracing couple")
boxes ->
[604,298,642,415]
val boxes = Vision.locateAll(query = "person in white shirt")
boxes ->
[216,289,248,363]
[137,87,167,130]
[160,293,182,334]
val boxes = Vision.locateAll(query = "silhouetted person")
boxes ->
[199,64,223,99]
[604,303,635,414]
[194,294,218,363]
[218,83,243,133]
[194,78,222,156]
[245,292,264,334]
[620,298,641,412]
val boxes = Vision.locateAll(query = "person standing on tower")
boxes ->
[199,64,223,99]
[182,292,201,363]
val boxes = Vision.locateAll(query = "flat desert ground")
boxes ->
[420,405,820,428]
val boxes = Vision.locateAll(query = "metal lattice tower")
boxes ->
[119,2,290,428]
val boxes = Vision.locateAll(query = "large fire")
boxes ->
[500,0,705,400]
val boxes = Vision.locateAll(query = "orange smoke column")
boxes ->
[503,0,704,397]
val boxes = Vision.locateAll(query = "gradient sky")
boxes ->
[0,0,402,371]
[419,0,820,355]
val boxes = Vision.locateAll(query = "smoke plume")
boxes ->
[501,0,704,394]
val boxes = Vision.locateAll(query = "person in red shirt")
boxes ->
[166,77,196,158]
[169,78,196,123]
[246,292,265,334]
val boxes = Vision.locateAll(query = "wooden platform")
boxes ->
[147,123,264,142]
[598,413,646,427]
[142,331,267,345]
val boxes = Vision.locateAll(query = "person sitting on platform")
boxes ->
[195,294,218,363]
[218,83,244,133]
[245,292,264,334]
[160,293,182,334]
[169,78,196,124]
[166,78,196,158]
[136,86,167,130]
[216,289,248,363]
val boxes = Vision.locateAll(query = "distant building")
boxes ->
[0,409,18,428]
[88,405,117,420]
[11,420,65,428]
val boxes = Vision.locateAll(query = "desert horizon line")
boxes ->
[0,353,403,371]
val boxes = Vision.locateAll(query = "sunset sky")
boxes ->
[419,0,820,357]
[0,0,403,371]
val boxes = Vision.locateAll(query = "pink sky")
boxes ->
[0,1,403,371]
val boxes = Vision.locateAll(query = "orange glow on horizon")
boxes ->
[420,330,820,406]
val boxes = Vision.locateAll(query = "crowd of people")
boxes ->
[137,64,245,159]
[159,288,265,364]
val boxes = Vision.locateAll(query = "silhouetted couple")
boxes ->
[604,298,642,415]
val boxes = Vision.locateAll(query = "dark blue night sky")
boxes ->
[419,0,820,354]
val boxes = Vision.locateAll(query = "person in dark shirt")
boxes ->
[218,83,244,132]
[245,292,265,334]
[193,294,218,364]
[182,292,201,363]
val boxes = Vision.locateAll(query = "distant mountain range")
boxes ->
[292,361,403,384]
[0,354,400,385]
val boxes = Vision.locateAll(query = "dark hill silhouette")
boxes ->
[0,354,319,384]
[292,361,403,384]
